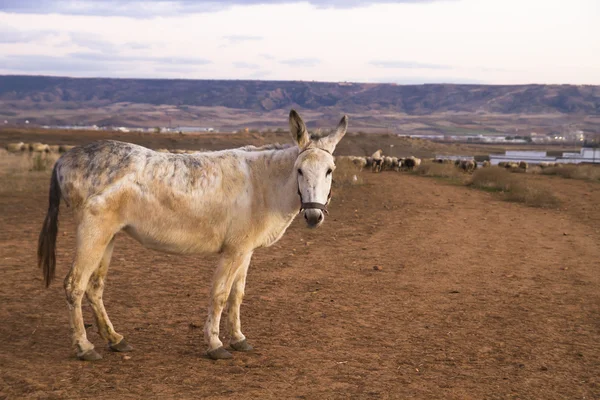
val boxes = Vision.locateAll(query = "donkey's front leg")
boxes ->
[204,250,252,360]
[227,254,253,352]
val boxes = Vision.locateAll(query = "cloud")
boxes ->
[0,53,211,77]
[260,54,276,60]
[71,52,211,65]
[0,27,55,44]
[234,62,261,69]
[0,54,123,75]
[0,0,447,17]
[280,58,321,67]
[370,60,452,70]
[222,35,263,45]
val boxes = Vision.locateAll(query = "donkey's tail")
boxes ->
[38,165,61,288]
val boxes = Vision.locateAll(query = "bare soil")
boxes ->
[0,131,599,399]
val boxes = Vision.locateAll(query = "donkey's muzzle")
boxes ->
[303,209,324,228]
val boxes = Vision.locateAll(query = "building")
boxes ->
[489,148,600,165]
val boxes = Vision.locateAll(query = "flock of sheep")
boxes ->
[338,150,488,174]
[336,150,569,175]
[339,150,424,173]
[5,142,75,153]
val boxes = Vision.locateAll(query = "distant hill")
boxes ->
[1,75,599,135]
[1,75,599,115]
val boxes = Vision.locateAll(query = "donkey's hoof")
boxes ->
[230,339,253,352]
[207,347,233,360]
[109,339,133,352]
[78,349,102,361]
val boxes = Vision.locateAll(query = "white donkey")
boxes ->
[38,110,348,361]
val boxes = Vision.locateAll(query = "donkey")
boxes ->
[38,110,348,361]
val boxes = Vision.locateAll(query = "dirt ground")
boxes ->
[0,132,599,399]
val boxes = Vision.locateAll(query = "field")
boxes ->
[1,130,599,399]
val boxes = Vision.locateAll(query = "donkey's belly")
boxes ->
[123,223,224,255]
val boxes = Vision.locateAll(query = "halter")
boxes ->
[297,147,332,214]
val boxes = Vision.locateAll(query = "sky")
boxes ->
[0,0,598,84]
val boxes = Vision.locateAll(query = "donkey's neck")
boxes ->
[248,146,300,218]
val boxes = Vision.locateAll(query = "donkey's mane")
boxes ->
[237,143,294,152]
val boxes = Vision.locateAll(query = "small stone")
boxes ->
[540,366,548,371]
[123,355,132,360]
[373,266,382,271]
[229,366,245,374]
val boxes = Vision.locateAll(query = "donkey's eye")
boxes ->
[297,169,303,176]
[326,168,333,176]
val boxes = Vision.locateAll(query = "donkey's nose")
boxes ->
[304,209,324,228]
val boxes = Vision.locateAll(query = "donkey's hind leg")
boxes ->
[86,237,132,353]
[64,214,117,361]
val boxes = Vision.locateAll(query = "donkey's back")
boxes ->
[54,140,250,253]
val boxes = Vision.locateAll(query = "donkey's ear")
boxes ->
[319,114,348,153]
[289,109,310,148]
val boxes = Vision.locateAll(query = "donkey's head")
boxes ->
[289,109,348,228]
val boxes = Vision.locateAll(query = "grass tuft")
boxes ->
[469,168,560,208]
[541,165,600,181]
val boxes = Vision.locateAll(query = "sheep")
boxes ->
[48,145,61,153]
[403,156,421,170]
[458,160,476,172]
[518,161,528,170]
[30,142,49,152]
[371,149,384,173]
[6,142,26,152]
[382,156,394,171]
[59,145,76,153]
[351,156,367,171]
[482,160,491,168]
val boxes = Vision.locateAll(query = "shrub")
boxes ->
[469,168,514,192]
[414,162,464,181]
[503,183,560,208]
[469,168,560,208]
[541,165,600,181]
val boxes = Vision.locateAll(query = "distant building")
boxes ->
[490,148,600,165]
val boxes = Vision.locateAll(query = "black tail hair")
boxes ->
[38,166,61,287]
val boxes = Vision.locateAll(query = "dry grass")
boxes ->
[0,149,59,193]
[469,168,515,192]
[333,157,364,188]
[469,168,560,208]
[414,162,466,181]
[540,165,600,181]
